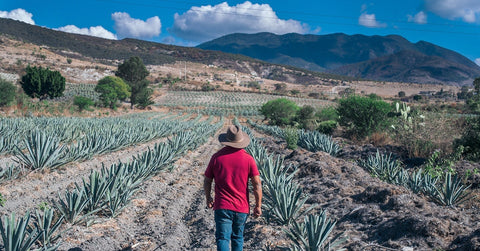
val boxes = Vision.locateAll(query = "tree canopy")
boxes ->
[20,66,65,99]
[95,76,131,109]
[115,56,151,109]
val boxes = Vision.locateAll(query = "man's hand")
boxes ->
[253,205,262,218]
[206,196,214,208]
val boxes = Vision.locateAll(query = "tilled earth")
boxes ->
[1,124,480,250]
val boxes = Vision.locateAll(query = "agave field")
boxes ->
[1,91,480,250]
[156,91,333,117]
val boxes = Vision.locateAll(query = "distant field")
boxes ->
[155,90,334,116]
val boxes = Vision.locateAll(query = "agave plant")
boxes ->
[14,130,67,170]
[263,176,313,225]
[31,207,64,250]
[53,188,90,225]
[0,212,40,251]
[298,130,341,156]
[360,150,402,184]
[285,212,345,251]
[76,170,111,214]
[429,172,473,206]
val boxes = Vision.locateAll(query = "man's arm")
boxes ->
[250,175,262,218]
[204,176,214,208]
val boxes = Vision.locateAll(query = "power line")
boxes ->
[94,0,480,36]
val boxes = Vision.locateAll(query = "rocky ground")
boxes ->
[1,121,480,250]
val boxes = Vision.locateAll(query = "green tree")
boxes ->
[95,76,131,109]
[73,96,94,112]
[295,105,317,130]
[0,78,16,107]
[466,77,480,114]
[454,117,480,161]
[20,66,65,99]
[261,98,299,126]
[398,91,406,98]
[337,95,391,138]
[135,87,154,109]
[115,56,150,109]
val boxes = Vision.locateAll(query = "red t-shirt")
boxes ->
[204,146,260,214]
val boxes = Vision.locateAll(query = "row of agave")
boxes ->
[0,116,223,251]
[247,120,342,156]
[236,119,345,250]
[359,150,472,206]
[0,113,200,183]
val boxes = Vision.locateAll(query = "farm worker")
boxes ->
[204,125,262,251]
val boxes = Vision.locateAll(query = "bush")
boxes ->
[20,66,65,99]
[316,106,339,122]
[73,96,94,112]
[261,98,299,126]
[317,120,337,135]
[295,105,316,130]
[283,127,299,150]
[337,95,391,138]
[0,78,16,107]
[454,117,480,161]
[95,76,131,109]
[135,87,154,109]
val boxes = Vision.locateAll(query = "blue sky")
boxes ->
[1,0,480,65]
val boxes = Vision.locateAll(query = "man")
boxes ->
[204,125,262,251]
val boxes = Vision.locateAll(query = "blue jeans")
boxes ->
[214,209,248,251]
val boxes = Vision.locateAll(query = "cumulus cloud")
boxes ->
[56,25,117,40]
[358,12,387,28]
[169,1,312,43]
[424,0,480,23]
[408,11,427,24]
[0,8,34,24]
[112,12,161,39]
[475,58,480,66]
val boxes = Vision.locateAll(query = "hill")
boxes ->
[197,32,480,85]
[0,17,352,86]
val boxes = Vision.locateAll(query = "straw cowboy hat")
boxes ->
[218,125,251,149]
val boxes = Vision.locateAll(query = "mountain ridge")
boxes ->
[197,32,480,85]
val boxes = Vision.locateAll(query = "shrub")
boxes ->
[316,106,339,122]
[0,78,16,107]
[115,56,150,109]
[95,76,131,109]
[283,126,299,150]
[454,117,480,161]
[73,96,94,112]
[337,95,391,138]
[295,105,317,130]
[261,98,299,126]
[135,87,154,109]
[317,120,337,135]
[20,66,66,99]
[398,91,406,97]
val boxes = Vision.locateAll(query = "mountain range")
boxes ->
[1,17,479,86]
[197,32,480,86]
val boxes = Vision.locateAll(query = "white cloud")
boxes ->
[408,11,427,24]
[358,12,387,28]
[475,58,480,66]
[56,25,117,40]
[0,8,34,24]
[424,0,480,23]
[169,1,312,43]
[112,12,161,39]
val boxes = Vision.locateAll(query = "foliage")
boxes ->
[0,212,40,251]
[298,130,341,156]
[398,91,406,97]
[14,130,67,170]
[359,150,403,184]
[316,106,339,122]
[0,78,17,107]
[134,87,154,109]
[285,212,344,251]
[337,95,391,138]
[20,66,65,99]
[283,126,299,150]
[317,120,337,135]
[296,105,317,130]
[454,116,480,161]
[423,150,458,179]
[115,56,150,109]
[31,207,64,250]
[95,76,131,109]
[429,173,472,206]
[465,77,480,114]
[73,96,94,112]
[261,98,300,126]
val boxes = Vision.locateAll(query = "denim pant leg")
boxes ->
[215,209,248,251]
[231,211,248,251]
[215,209,233,251]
